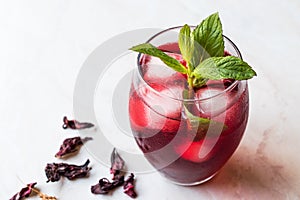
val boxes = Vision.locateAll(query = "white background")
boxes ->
[1,0,300,199]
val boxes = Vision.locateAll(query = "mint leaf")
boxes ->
[130,43,187,74]
[190,38,202,70]
[183,104,211,126]
[185,105,227,139]
[182,90,227,132]
[182,90,209,126]
[192,56,257,81]
[192,77,208,88]
[193,12,224,59]
[178,24,193,68]
[182,89,227,140]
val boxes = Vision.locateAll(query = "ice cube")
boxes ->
[139,83,183,119]
[195,83,229,117]
[141,53,186,84]
[129,87,181,135]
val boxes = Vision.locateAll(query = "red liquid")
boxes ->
[129,45,249,184]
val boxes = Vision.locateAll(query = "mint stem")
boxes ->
[186,62,194,90]
[187,75,193,90]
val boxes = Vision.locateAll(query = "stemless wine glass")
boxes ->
[128,26,249,185]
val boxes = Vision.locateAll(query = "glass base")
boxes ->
[162,171,219,186]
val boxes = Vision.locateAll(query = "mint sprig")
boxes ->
[130,43,187,74]
[130,12,256,89]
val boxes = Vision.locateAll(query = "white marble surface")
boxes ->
[1,0,300,199]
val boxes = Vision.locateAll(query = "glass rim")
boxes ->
[136,26,244,102]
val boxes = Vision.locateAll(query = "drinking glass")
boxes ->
[129,26,249,185]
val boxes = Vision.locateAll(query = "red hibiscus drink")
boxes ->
[129,19,255,185]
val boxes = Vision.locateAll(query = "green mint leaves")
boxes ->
[178,24,194,69]
[182,89,227,138]
[178,13,224,71]
[193,12,224,58]
[130,43,187,74]
[130,12,257,89]
[184,105,227,132]
[192,56,257,81]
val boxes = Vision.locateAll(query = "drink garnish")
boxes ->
[130,12,256,89]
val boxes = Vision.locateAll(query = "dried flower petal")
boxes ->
[123,173,137,198]
[91,176,124,195]
[110,148,125,180]
[10,182,37,200]
[111,176,125,187]
[55,137,83,158]
[91,178,111,194]
[62,116,94,130]
[45,159,91,182]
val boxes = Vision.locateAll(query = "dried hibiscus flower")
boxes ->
[91,176,124,195]
[45,159,91,182]
[10,182,57,200]
[10,182,36,200]
[91,149,125,195]
[55,137,92,158]
[110,148,125,180]
[91,148,137,198]
[62,116,94,130]
[123,173,137,198]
